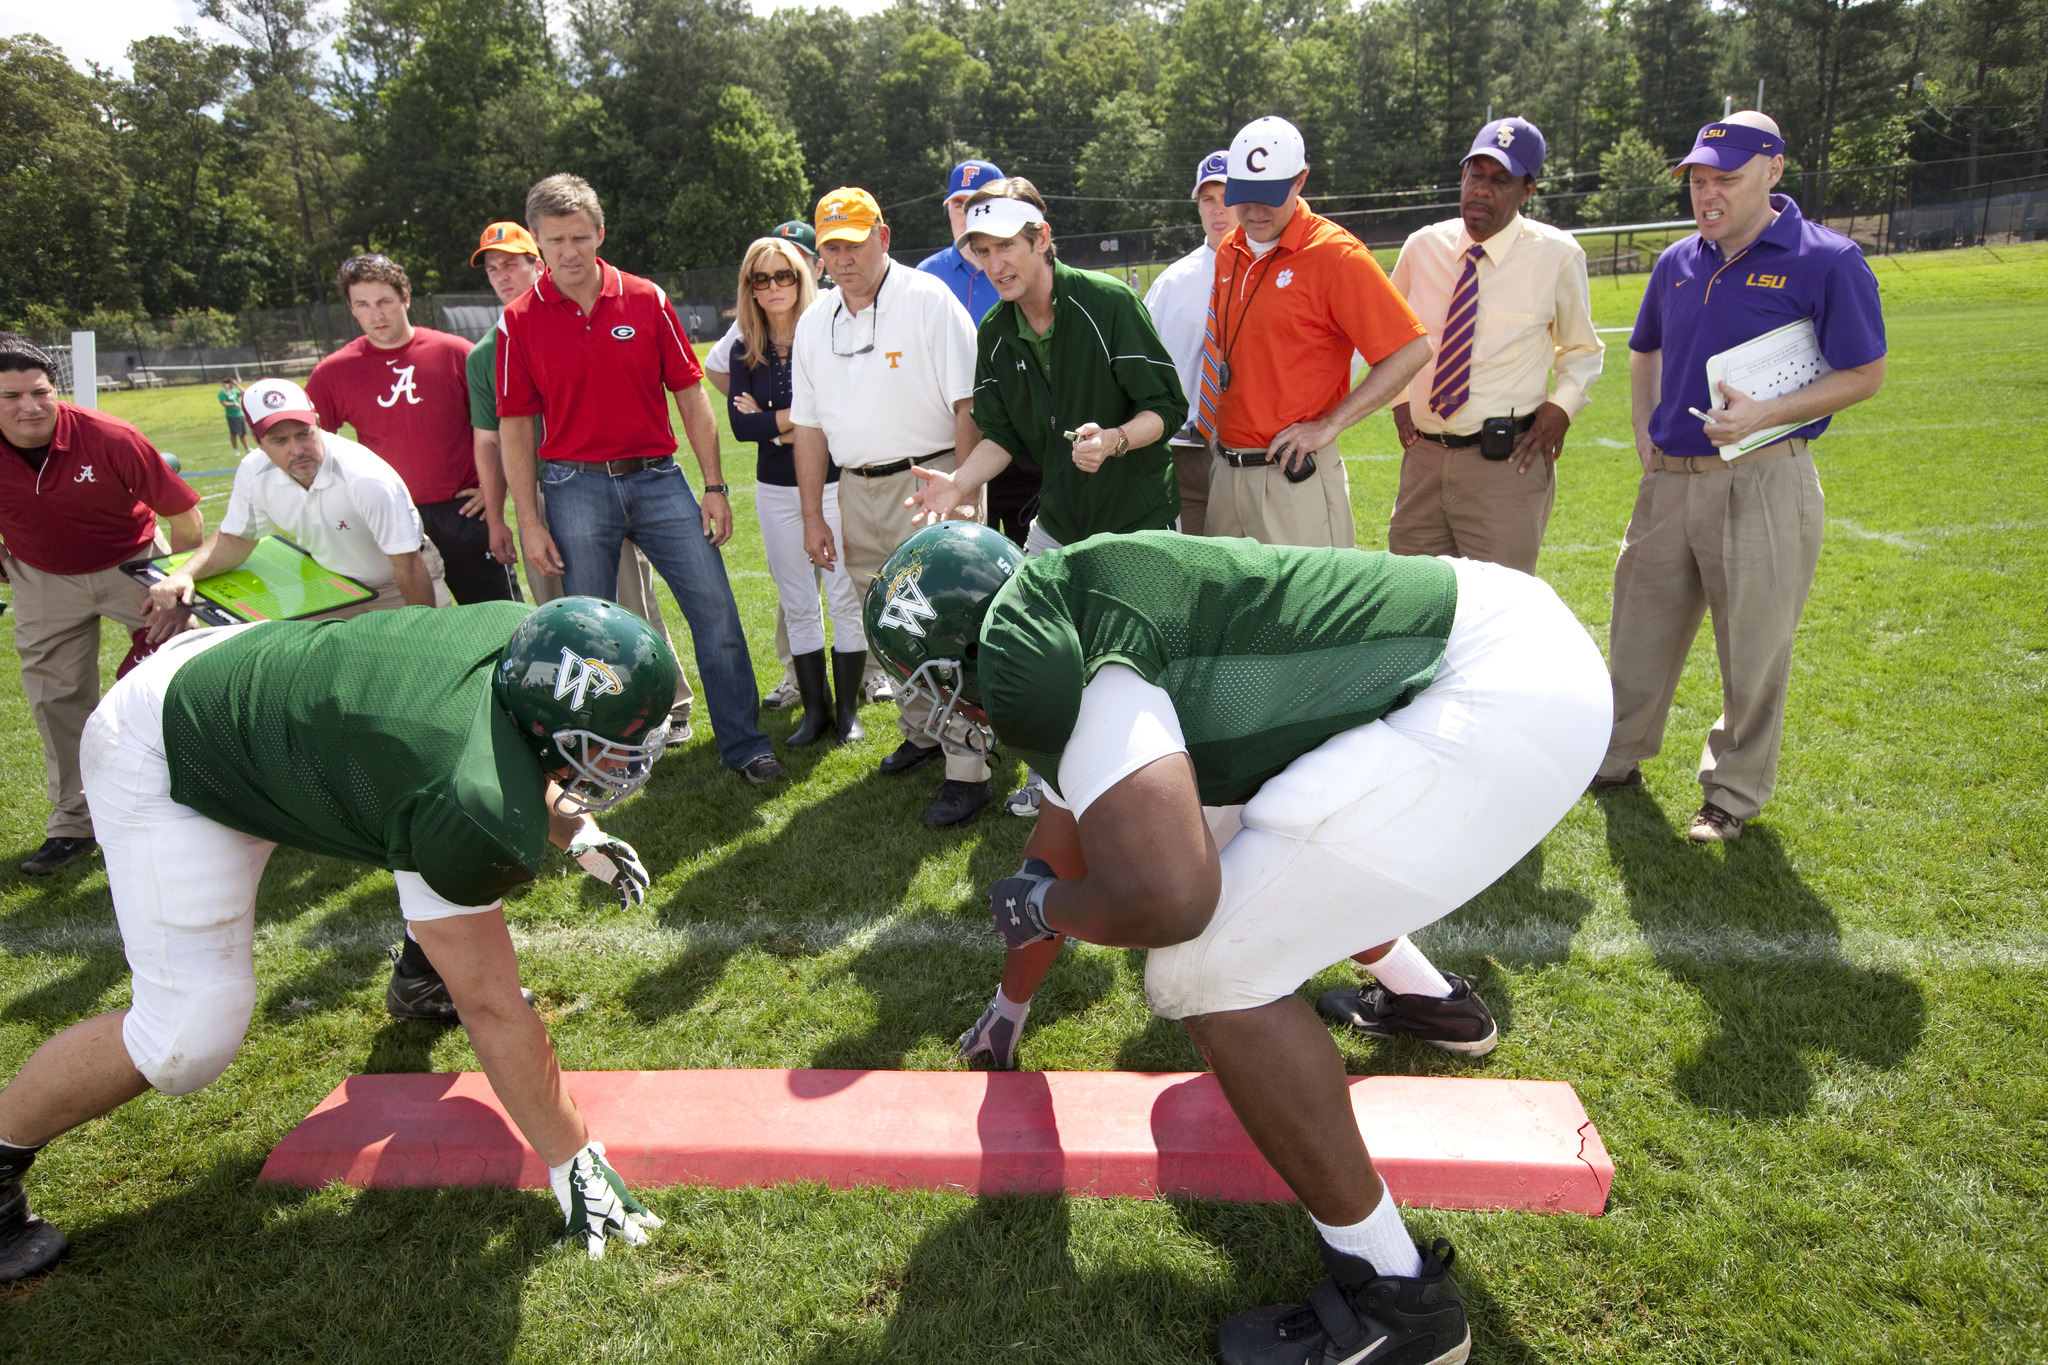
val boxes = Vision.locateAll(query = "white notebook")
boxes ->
[1704,319,1832,458]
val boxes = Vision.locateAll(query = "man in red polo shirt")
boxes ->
[1197,116,1431,548]
[306,253,519,604]
[496,173,780,782]
[0,335,203,874]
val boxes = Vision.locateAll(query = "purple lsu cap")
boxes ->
[1676,122,1784,174]
[946,160,1003,202]
[1465,117,1546,179]
[1191,150,1229,199]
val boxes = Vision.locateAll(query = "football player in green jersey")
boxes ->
[0,598,674,1283]
[867,524,1611,1365]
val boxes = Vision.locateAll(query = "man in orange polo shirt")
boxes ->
[1197,117,1431,548]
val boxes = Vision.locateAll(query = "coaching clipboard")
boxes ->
[121,535,376,626]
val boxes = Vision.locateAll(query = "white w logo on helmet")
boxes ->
[554,647,624,710]
[877,571,938,637]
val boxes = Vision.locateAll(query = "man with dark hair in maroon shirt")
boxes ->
[0,335,204,874]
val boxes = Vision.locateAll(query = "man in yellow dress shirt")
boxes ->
[1387,117,1604,573]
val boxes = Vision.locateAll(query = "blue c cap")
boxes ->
[946,160,1004,202]
[1676,121,1785,175]
[1465,117,1546,179]
[1191,150,1229,199]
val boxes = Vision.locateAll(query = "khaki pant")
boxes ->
[1596,442,1824,821]
[527,494,693,724]
[1171,441,1211,538]
[1387,440,1556,574]
[836,455,988,783]
[1205,449,1355,548]
[6,542,163,839]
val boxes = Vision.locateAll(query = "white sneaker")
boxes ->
[1003,785,1041,817]
[763,678,799,710]
[863,675,895,703]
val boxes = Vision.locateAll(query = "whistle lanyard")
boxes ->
[1217,246,1280,391]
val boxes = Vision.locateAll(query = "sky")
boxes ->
[3,0,894,77]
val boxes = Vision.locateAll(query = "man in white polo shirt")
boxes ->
[149,378,440,619]
[791,186,989,829]
[1143,149,1233,536]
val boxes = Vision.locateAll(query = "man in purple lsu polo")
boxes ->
[1589,111,1886,843]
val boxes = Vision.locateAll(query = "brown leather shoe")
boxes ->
[1588,767,1644,792]
[1688,802,1745,842]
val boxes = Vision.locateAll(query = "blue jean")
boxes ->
[541,458,769,769]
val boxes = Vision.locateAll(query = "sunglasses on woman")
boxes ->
[749,269,799,290]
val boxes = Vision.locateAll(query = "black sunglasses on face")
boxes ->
[749,269,799,290]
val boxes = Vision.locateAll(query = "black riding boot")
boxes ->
[832,649,868,743]
[787,649,833,747]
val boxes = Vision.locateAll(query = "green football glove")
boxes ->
[549,1140,663,1260]
[567,820,650,909]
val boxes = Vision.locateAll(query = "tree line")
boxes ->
[4,0,2044,334]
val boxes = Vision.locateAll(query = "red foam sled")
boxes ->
[261,1070,1611,1214]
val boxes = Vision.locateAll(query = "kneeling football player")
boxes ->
[867,525,1610,1365]
[0,597,676,1281]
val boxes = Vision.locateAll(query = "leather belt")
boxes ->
[1415,414,1536,449]
[847,451,950,479]
[551,456,665,478]
[1653,437,1806,474]
[1214,443,1281,468]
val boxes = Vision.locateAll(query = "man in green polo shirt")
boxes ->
[0,599,674,1282]
[218,378,250,454]
[866,524,1611,1365]
[905,176,1186,815]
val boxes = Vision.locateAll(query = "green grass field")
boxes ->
[3,244,2044,1361]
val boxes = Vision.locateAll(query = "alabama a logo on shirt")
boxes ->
[379,363,420,408]
[554,648,624,709]
[877,570,937,637]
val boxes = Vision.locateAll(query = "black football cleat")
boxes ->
[19,837,95,876]
[386,947,533,1023]
[1317,973,1498,1056]
[1216,1238,1470,1365]
[0,1145,67,1284]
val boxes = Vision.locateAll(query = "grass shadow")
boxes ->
[1599,788,1926,1118]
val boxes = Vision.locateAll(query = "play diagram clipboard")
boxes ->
[1705,319,1832,458]
[121,535,375,626]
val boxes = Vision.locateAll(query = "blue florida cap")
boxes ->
[1191,150,1229,199]
[1465,117,1546,179]
[946,160,1004,202]
[1676,121,1785,175]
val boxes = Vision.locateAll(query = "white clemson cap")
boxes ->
[1226,116,1307,207]
[954,194,1049,252]
[241,377,319,438]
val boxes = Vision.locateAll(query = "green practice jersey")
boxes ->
[978,532,1458,806]
[163,603,552,906]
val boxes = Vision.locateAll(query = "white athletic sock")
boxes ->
[1360,936,1453,999]
[1313,1181,1423,1278]
[992,988,1030,1025]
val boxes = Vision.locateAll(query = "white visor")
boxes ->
[956,197,1048,252]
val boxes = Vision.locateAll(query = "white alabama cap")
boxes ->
[954,195,1050,252]
[241,377,319,437]
[1226,116,1307,207]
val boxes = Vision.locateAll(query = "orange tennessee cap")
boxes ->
[815,188,883,244]
[471,221,540,266]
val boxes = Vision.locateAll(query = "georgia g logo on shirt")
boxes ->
[611,325,637,341]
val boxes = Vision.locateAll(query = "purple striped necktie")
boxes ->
[1194,296,1223,440]
[1428,242,1488,421]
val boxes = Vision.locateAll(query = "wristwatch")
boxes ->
[1111,428,1129,457]
[702,483,729,494]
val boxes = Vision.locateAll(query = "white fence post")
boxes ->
[69,331,98,408]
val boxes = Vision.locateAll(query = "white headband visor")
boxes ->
[955,197,1048,252]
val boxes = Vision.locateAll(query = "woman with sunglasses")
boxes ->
[727,237,865,747]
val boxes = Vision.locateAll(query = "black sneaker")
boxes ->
[1317,974,1498,1056]
[878,740,941,776]
[923,779,989,829]
[386,947,534,1023]
[0,1145,67,1284]
[19,837,95,876]
[1216,1238,1470,1365]
[737,754,787,784]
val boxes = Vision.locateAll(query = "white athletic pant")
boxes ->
[81,626,499,1096]
[1145,558,1611,1019]
[755,480,864,657]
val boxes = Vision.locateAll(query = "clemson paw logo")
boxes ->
[1276,269,1295,289]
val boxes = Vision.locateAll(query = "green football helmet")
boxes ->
[493,597,680,814]
[863,521,1022,759]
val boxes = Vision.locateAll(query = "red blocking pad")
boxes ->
[260,1070,1612,1215]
